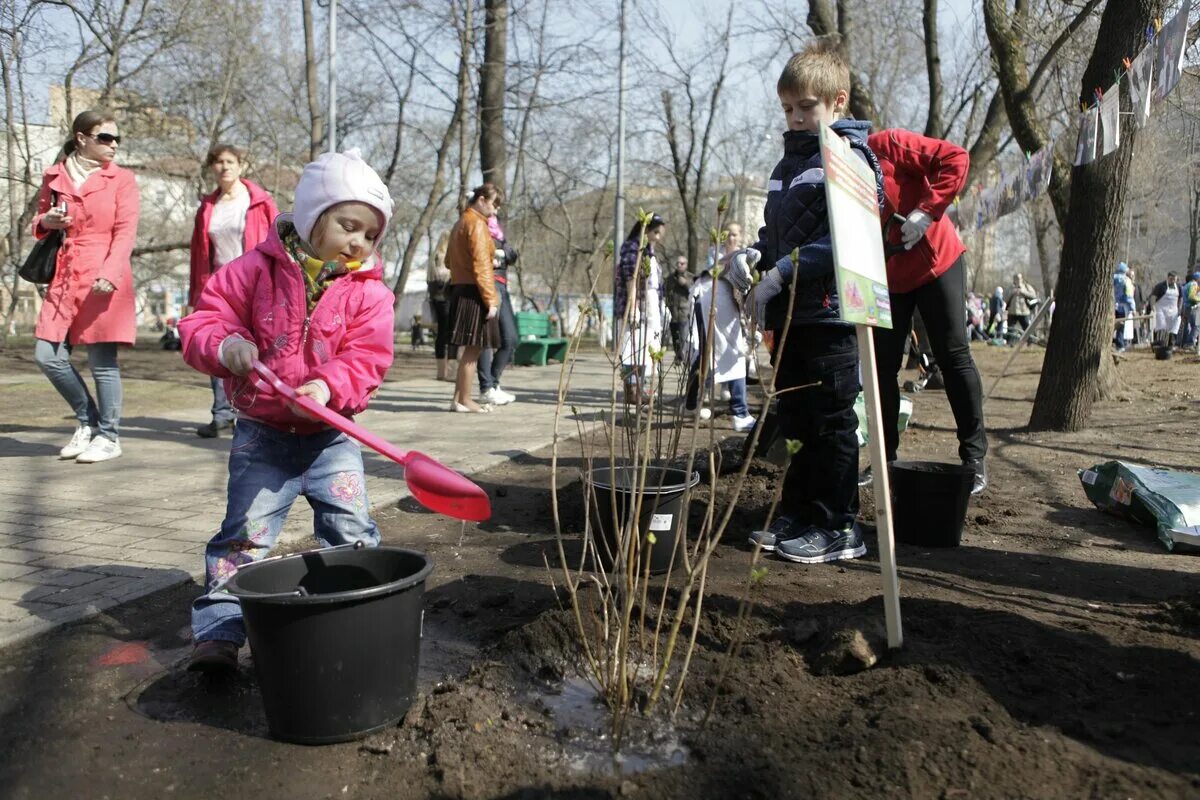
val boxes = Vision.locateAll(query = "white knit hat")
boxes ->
[292,148,394,243]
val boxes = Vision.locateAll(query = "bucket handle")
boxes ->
[237,539,367,569]
[231,541,367,599]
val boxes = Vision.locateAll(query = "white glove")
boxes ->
[901,210,933,250]
[723,248,761,296]
[487,305,499,320]
[220,337,259,376]
[751,266,787,327]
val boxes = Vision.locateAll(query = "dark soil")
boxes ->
[0,344,1198,799]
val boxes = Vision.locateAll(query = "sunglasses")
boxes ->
[88,132,121,145]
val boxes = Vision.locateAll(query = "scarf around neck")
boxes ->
[64,152,103,188]
[280,221,364,313]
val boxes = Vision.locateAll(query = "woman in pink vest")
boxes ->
[187,144,279,438]
[32,110,140,464]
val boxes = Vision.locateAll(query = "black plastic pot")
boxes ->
[588,466,700,575]
[890,460,974,547]
[224,544,433,744]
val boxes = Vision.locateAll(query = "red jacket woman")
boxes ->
[32,110,140,464]
[187,144,279,438]
[34,150,139,346]
[868,128,968,294]
[188,177,279,308]
[865,128,988,494]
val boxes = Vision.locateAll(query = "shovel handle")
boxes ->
[250,359,413,466]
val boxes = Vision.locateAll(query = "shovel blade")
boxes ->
[403,451,492,522]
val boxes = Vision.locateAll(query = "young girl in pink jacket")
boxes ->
[180,149,395,673]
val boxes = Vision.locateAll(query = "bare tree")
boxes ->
[389,0,474,307]
[1011,0,1158,430]
[479,0,507,193]
[301,0,325,160]
[643,6,733,271]
[922,0,944,138]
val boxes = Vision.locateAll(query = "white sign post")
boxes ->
[820,124,902,649]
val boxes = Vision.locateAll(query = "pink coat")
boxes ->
[33,161,140,345]
[188,179,279,308]
[179,219,395,434]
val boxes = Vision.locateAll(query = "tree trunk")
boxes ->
[921,0,944,139]
[301,0,325,162]
[455,0,474,212]
[1031,199,1056,296]
[479,0,507,194]
[1027,0,1159,431]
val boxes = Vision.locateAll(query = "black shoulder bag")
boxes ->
[19,192,63,285]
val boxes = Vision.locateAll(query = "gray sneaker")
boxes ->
[776,523,866,564]
[748,515,806,552]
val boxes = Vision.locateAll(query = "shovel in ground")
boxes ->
[250,360,491,522]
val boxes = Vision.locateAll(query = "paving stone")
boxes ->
[6,537,85,555]
[0,534,33,547]
[0,598,58,621]
[0,548,47,565]
[17,569,105,588]
[0,562,39,580]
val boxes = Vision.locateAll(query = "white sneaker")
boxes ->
[685,406,712,421]
[732,414,756,432]
[480,387,514,406]
[59,425,93,459]
[75,435,122,463]
[720,387,732,401]
[493,386,516,404]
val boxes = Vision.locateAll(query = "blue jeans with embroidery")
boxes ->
[191,419,380,645]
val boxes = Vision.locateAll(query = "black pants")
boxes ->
[477,280,517,393]
[667,320,686,359]
[775,325,860,530]
[431,298,457,360]
[874,256,987,464]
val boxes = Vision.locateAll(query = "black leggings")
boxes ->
[873,256,987,463]
[431,298,457,360]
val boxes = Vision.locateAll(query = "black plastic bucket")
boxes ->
[890,460,974,547]
[588,466,700,575]
[224,544,433,744]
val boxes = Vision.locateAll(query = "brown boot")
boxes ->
[187,640,239,674]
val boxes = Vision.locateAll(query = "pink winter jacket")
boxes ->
[180,218,395,434]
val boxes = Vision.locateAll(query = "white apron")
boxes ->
[1154,285,1181,334]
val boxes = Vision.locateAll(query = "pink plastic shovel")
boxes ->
[251,360,491,522]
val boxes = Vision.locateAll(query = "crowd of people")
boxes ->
[23,38,1191,674]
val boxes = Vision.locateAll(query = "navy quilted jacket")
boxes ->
[752,119,883,328]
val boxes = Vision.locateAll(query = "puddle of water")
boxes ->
[535,676,688,775]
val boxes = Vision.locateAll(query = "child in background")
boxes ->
[684,222,755,432]
[180,149,395,673]
[730,42,884,565]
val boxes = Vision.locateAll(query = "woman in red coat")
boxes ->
[867,128,988,494]
[187,144,279,437]
[32,110,140,464]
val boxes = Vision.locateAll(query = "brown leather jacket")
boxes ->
[446,206,497,308]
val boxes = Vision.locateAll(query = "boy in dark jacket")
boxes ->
[733,42,883,565]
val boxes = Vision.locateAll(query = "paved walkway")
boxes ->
[0,353,616,649]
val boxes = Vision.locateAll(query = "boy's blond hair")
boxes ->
[777,40,851,104]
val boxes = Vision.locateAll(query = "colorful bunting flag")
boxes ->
[1128,43,1155,128]
[1098,82,1121,157]
[1154,1,1190,102]
[1074,106,1099,166]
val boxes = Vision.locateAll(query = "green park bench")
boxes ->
[513,311,569,366]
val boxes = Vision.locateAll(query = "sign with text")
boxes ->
[819,124,892,329]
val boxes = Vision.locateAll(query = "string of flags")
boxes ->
[956,1,1192,233]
